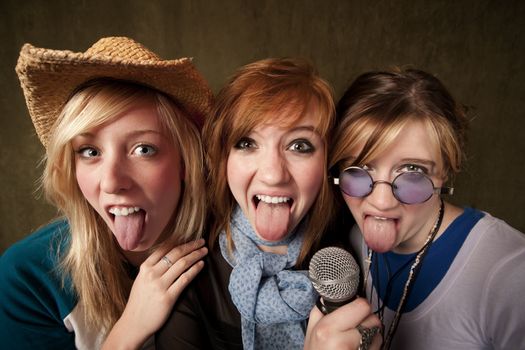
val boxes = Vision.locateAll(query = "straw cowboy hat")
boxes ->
[15,36,213,147]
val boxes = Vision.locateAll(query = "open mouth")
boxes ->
[107,206,147,251]
[109,206,143,217]
[369,215,391,221]
[252,194,294,241]
[253,194,293,207]
[364,214,399,224]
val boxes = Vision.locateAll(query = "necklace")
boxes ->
[363,199,445,350]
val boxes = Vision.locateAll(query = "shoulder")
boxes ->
[1,220,72,288]
[470,214,525,348]
[0,219,78,348]
[158,240,242,349]
[0,220,69,258]
[1,219,70,268]
[0,219,76,309]
[168,238,236,316]
[470,212,525,254]
[195,242,237,318]
[462,212,525,295]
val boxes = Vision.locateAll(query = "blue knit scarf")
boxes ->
[219,206,317,350]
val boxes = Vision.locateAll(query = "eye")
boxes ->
[133,144,157,157]
[77,147,100,158]
[233,137,257,150]
[288,139,314,153]
[400,163,428,174]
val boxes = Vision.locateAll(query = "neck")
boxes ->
[258,244,288,255]
[392,200,445,254]
[436,202,463,238]
[122,249,149,266]
[380,198,446,349]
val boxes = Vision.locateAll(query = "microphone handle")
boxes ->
[315,295,357,314]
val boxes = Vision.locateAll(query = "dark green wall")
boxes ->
[1,0,524,252]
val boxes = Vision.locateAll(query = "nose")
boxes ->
[258,149,291,185]
[100,155,133,194]
[366,180,399,210]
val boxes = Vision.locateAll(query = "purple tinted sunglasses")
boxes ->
[334,166,454,204]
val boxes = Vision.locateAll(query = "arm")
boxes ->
[0,223,77,349]
[304,298,382,350]
[482,249,525,349]
[102,239,207,350]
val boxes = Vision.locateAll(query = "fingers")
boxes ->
[306,302,324,332]
[148,238,206,265]
[356,316,383,350]
[305,298,382,350]
[318,298,372,332]
[137,239,207,292]
[160,245,208,285]
[304,305,324,349]
[166,259,205,298]
[370,327,383,350]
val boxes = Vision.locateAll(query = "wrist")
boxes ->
[102,317,149,350]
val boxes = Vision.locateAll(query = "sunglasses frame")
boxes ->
[333,166,454,204]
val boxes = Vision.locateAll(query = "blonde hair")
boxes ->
[330,68,468,179]
[203,58,335,265]
[42,79,206,333]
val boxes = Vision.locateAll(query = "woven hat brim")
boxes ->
[16,43,213,147]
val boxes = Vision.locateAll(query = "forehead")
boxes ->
[76,103,163,139]
[235,97,329,137]
[268,99,322,127]
[350,119,443,169]
[101,99,161,126]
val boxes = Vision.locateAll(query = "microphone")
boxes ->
[308,246,360,314]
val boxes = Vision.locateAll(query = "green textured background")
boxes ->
[1,0,524,253]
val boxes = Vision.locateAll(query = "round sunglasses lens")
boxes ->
[393,172,434,204]
[340,168,372,197]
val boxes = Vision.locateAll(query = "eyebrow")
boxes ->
[400,158,436,168]
[75,129,165,139]
[246,125,319,142]
[340,157,436,169]
[290,125,317,133]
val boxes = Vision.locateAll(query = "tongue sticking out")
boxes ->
[113,211,145,251]
[255,202,291,242]
[363,216,397,253]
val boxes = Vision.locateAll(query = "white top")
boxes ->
[351,211,525,350]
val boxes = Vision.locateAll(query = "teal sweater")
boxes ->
[0,220,78,349]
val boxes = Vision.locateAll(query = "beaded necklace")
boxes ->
[363,199,445,350]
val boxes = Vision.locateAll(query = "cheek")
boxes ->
[226,156,247,200]
[226,157,235,186]
[406,199,438,225]
[298,156,325,198]
[150,170,183,230]
[153,164,182,201]
[342,194,362,215]
[301,172,323,200]
[75,166,97,204]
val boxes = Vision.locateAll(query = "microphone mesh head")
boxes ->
[308,247,360,302]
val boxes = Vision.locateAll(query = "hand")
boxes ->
[304,298,382,350]
[102,239,207,350]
